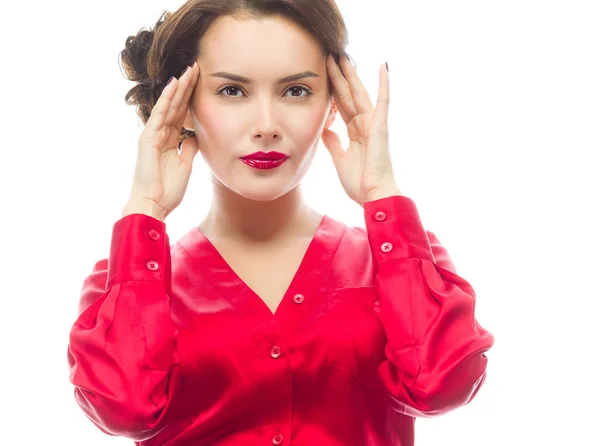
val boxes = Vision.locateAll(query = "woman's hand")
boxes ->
[321,55,400,207]
[123,62,200,221]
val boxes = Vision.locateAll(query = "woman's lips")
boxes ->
[240,158,288,170]
[240,151,287,160]
[240,151,289,169]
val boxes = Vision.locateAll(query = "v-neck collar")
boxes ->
[178,214,346,325]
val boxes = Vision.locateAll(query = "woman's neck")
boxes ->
[198,179,321,245]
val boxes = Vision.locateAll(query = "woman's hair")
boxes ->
[119,0,350,143]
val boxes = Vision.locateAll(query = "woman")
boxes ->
[67,0,494,444]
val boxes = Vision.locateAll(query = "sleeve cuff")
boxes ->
[107,213,170,287]
[363,195,433,264]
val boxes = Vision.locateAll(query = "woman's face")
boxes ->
[184,13,337,201]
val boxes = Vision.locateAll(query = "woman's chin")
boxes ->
[213,168,303,202]
[234,187,291,202]
[226,177,298,202]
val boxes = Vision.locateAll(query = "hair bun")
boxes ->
[119,14,168,124]
[121,29,154,83]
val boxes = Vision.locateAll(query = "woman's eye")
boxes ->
[222,86,243,97]
[286,86,311,98]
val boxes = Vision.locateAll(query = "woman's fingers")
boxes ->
[145,75,178,131]
[165,61,199,126]
[178,62,200,124]
[339,55,374,114]
[326,55,357,125]
[373,63,391,135]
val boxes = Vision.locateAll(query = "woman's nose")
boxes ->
[253,100,281,141]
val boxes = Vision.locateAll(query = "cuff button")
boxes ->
[375,211,387,221]
[381,242,393,253]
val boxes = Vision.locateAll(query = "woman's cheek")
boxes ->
[197,103,236,141]
[293,105,329,139]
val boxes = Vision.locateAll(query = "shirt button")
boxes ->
[148,229,161,240]
[293,293,304,304]
[375,211,387,221]
[381,242,393,253]
[270,346,281,359]
[147,261,159,271]
[272,434,284,445]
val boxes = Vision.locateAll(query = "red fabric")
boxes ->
[67,195,494,445]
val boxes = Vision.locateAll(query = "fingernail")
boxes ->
[181,66,190,77]
[385,62,389,72]
[167,76,175,85]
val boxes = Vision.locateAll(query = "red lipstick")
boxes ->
[240,151,289,170]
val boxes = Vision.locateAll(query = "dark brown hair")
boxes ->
[119,0,350,143]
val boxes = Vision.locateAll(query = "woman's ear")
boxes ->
[324,99,338,129]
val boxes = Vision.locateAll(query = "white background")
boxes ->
[1,0,599,444]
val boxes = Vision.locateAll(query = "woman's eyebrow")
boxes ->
[208,71,319,84]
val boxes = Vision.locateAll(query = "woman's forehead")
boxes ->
[199,14,324,63]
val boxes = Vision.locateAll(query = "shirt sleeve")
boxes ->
[67,213,181,441]
[363,195,494,417]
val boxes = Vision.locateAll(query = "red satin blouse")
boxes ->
[67,195,494,445]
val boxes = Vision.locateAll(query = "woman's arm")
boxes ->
[365,195,494,417]
[67,213,181,441]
